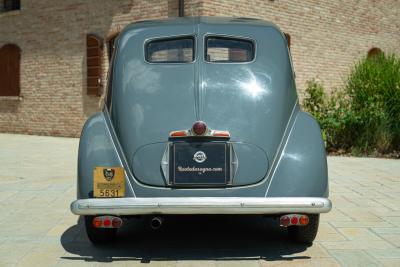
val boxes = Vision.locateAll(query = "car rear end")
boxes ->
[71,17,331,244]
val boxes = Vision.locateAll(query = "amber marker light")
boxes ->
[212,130,230,137]
[299,215,309,225]
[93,217,102,228]
[192,121,207,136]
[170,130,187,137]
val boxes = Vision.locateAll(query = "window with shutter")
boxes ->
[86,34,103,96]
[0,44,21,97]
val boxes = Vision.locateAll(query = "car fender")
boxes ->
[77,112,134,199]
[266,111,328,197]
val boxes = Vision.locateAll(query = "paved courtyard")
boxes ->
[0,133,399,267]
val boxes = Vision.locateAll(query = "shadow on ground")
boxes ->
[61,215,310,263]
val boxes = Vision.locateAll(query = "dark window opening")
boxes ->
[205,37,254,63]
[367,47,383,58]
[3,0,20,11]
[107,32,119,62]
[105,59,114,110]
[0,44,21,97]
[86,34,103,96]
[284,33,291,49]
[146,37,194,63]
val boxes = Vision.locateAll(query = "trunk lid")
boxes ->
[110,18,297,187]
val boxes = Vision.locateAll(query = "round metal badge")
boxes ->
[193,151,207,163]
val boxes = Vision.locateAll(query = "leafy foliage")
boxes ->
[302,53,400,155]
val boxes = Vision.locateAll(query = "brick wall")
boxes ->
[0,0,399,137]
[198,0,400,95]
[0,0,178,137]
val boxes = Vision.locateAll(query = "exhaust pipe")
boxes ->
[150,216,163,230]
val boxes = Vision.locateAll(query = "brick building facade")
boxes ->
[0,0,399,137]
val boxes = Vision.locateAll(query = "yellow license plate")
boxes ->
[93,167,125,198]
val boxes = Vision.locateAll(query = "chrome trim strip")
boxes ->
[265,102,299,196]
[102,109,136,197]
[71,197,332,216]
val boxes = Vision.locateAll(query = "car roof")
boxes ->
[122,16,280,33]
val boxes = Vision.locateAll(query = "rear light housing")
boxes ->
[92,216,123,229]
[169,121,230,139]
[280,214,309,227]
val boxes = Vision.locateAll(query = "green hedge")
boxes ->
[302,53,400,155]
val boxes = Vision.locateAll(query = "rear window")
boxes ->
[146,37,194,63]
[206,37,254,63]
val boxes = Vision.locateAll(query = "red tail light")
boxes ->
[103,218,111,227]
[192,121,207,135]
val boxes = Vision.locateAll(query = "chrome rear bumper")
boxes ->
[70,197,332,216]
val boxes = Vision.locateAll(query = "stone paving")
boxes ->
[0,133,399,267]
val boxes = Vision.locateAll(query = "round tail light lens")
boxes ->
[299,215,309,225]
[290,216,299,225]
[192,121,207,136]
[103,218,111,227]
[280,215,290,226]
[93,217,102,228]
[112,218,122,228]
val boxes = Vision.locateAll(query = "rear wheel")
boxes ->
[288,214,319,244]
[84,216,118,245]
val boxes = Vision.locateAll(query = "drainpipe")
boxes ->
[179,0,184,17]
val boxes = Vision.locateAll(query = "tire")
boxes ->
[288,214,319,244]
[84,216,118,245]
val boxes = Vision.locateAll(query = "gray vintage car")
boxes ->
[71,17,331,244]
